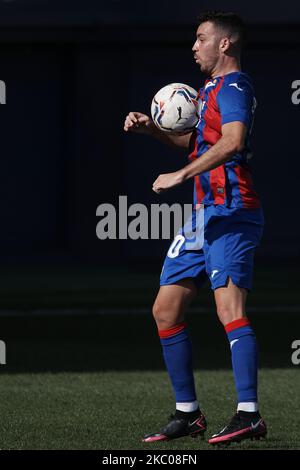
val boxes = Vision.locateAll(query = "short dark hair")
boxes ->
[197,11,246,51]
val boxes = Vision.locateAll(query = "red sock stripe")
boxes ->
[224,318,250,333]
[158,322,187,339]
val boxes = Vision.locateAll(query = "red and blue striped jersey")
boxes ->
[189,71,260,208]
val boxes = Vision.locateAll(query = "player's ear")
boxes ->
[219,37,230,53]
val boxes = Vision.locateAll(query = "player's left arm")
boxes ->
[152,121,247,193]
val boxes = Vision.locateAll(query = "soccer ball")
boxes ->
[151,83,200,134]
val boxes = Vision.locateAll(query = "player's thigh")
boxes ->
[204,205,263,325]
[204,205,264,292]
[152,279,198,329]
[214,277,248,326]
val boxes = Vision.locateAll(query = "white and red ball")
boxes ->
[151,83,201,134]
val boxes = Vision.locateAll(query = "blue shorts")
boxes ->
[160,204,264,291]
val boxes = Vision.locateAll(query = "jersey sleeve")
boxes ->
[216,79,255,128]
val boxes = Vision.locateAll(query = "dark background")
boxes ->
[0,0,299,268]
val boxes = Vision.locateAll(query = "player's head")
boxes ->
[192,11,245,76]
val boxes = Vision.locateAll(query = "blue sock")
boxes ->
[225,318,258,404]
[159,322,197,403]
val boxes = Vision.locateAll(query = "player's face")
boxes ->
[192,22,223,76]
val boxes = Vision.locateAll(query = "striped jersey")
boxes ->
[189,71,260,208]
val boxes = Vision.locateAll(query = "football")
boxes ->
[151,83,200,134]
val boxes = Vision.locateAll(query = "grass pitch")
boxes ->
[0,264,299,450]
[0,369,299,450]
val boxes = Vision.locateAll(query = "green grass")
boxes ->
[0,311,299,450]
[0,369,299,450]
[0,264,299,450]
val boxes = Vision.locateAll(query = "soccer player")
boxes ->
[124,11,267,446]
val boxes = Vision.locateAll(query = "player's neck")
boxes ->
[211,58,241,79]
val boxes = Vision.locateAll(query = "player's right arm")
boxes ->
[123,111,192,150]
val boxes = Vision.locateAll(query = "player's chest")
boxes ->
[198,87,222,131]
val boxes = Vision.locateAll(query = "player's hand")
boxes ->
[124,112,154,134]
[152,170,185,194]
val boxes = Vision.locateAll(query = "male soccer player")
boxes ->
[124,11,267,446]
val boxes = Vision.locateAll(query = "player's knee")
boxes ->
[216,303,244,327]
[152,301,179,329]
[152,301,167,325]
